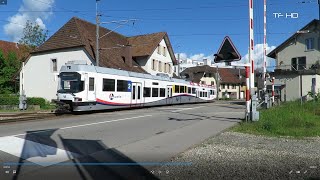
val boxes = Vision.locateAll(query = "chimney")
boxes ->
[125,45,133,67]
[203,58,211,66]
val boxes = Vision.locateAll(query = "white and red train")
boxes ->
[56,62,216,112]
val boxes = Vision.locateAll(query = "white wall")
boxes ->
[277,29,320,70]
[142,39,174,77]
[20,47,93,101]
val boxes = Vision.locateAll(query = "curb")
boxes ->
[0,113,59,124]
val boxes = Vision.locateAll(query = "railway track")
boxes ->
[0,110,72,124]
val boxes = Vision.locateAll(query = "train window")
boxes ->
[188,87,191,94]
[117,80,128,92]
[152,88,159,97]
[180,86,186,93]
[204,92,207,97]
[200,91,203,97]
[132,85,136,99]
[102,78,115,91]
[192,88,196,94]
[160,88,165,97]
[138,86,141,100]
[89,77,94,91]
[174,85,179,93]
[152,82,159,85]
[144,87,151,97]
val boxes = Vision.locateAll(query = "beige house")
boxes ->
[268,19,320,101]
[181,66,246,99]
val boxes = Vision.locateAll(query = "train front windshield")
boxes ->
[58,72,84,93]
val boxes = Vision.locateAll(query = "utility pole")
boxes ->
[215,66,220,100]
[318,0,320,20]
[263,0,267,93]
[96,0,100,67]
[177,53,180,77]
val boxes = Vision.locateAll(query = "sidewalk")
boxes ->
[0,111,56,123]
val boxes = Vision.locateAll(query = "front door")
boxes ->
[131,82,142,107]
[166,85,173,104]
[86,74,96,102]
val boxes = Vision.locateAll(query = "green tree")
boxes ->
[18,20,48,49]
[0,50,20,94]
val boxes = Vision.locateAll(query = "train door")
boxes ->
[166,85,173,104]
[131,82,142,107]
[85,74,96,102]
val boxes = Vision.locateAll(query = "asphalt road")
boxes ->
[0,102,244,180]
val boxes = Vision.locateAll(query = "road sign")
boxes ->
[214,36,241,63]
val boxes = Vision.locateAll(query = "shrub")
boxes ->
[0,96,19,105]
[27,97,46,108]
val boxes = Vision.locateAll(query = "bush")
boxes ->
[0,96,19,105]
[27,97,46,108]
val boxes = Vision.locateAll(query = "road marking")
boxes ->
[0,136,79,167]
[4,115,153,137]
[172,106,204,112]
[60,115,152,130]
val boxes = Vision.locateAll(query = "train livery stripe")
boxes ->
[96,98,130,106]
[96,94,203,106]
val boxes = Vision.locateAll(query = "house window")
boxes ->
[306,38,314,51]
[211,81,215,85]
[163,47,166,56]
[291,57,306,71]
[164,63,167,73]
[152,59,156,70]
[157,45,161,54]
[168,64,172,73]
[89,77,94,91]
[222,84,225,89]
[232,85,236,89]
[52,59,57,72]
[201,81,205,84]
[158,61,162,72]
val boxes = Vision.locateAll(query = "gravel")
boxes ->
[153,132,320,180]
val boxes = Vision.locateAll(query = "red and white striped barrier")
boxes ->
[272,77,275,103]
[246,66,250,114]
[249,0,255,90]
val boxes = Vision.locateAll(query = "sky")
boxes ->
[0,0,318,69]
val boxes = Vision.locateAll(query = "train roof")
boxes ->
[60,63,190,84]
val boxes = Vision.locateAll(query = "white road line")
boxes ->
[0,136,79,167]
[60,115,152,130]
[4,115,153,138]
[172,106,204,112]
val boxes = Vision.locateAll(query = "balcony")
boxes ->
[273,63,320,76]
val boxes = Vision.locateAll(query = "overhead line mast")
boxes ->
[263,0,267,93]
[96,0,100,67]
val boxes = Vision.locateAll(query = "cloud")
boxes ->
[4,0,55,42]
[175,53,214,61]
[235,43,276,70]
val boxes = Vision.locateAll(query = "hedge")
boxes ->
[0,96,19,105]
[0,96,47,108]
[27,97,46,108]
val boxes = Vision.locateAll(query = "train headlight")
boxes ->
[74,97,82,102]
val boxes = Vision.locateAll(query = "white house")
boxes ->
[267,19,320,101]
[20,17,177,101]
